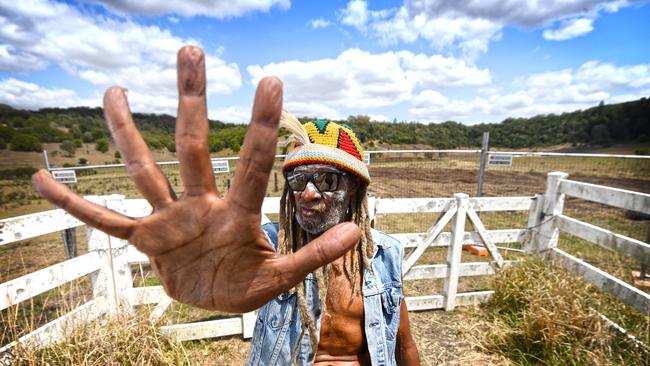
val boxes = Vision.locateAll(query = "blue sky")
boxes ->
[0,0,648,124]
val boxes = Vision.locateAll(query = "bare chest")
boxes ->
[316,263,367,358]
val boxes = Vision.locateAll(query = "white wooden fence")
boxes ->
[1,172,649,352]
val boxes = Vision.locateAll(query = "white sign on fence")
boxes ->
[211,159,230,174]
[364,152,370,165]
[488,154,513,167]
[52,170,77,184]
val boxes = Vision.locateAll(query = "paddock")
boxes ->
[1,170,648,359]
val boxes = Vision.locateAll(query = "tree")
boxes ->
[591,124,611,146]
[60,140,77,157]
[95,137,109,153]
[78,158,88,165]
[10,133,42,152]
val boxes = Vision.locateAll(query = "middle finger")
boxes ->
[104,87,175,210]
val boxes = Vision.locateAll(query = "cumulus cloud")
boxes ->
[404,0,629,27]
[0,0,242,113]
[88,0,290,18]
[368,113,390,122]
[284,101,344,120]
[409,60,650,122]
[0,78,98,110]
[310,18,331,29]
[248,48,490,113]
[339,0,634,57]
[208,106,251,124]
[339,0,369,30]
[543,17,594,41]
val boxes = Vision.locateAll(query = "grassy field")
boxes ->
[1,146,649,364]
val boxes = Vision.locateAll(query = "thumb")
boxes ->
[286,222,361,280]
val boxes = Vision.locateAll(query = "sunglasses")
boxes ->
[285,170,347,192]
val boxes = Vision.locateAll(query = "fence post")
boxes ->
[61,227,77,259]
[87,194,134,315]
[443,193,468,311]
[523,194,544,253]
[105,194,134,314]
[476,131,489,198]
[534,172,568,253]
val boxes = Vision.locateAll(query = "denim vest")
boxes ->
[246,223,404,366]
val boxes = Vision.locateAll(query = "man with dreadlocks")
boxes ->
[31,46,418,365]
[246,113,420,365]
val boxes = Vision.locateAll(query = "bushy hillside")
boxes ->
[0,97,648,154]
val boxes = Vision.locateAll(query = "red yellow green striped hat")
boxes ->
[280,112,370,183]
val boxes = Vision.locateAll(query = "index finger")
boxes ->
[228,76,283,212]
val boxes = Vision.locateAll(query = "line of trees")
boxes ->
[0,98,648,154]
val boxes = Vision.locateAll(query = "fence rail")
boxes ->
[1,171,649,352]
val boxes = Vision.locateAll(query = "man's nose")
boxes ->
[301,181,322,201]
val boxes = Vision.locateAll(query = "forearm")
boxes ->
[396,341,420,366]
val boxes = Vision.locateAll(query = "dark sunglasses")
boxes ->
[285,170,347,192]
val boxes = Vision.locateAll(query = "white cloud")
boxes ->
[89,0,291,18]
[409,60,650,122]
[368,114,390,122]
[543,17,594,41]
[310,18,331,29]
[404,0,632,27]
[0,78,98,110]
[168,16,180,24]
[249,48,412,109]
[248,48,489,113]
[398,51,491,87]
[208,106,251,124]
[0,0,242,113]
[284,101,344,120]
[339,0,634,58]
[339,0,369,30]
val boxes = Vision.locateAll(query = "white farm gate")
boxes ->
[0,172,648,353]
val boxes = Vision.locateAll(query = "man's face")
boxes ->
[289,164,357,235]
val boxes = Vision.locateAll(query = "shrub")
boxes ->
[95,138,109,153]
[59,140,77,157]
[633,148,649,156]
[10,134,42,152]
[0,166,38,180]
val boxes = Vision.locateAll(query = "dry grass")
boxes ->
[7,313,190,365]
[460,257,650,366]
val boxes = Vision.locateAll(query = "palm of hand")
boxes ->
[32,46,360,313]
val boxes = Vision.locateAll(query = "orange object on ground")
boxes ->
[462,244,488,256]
[632,271,650,288]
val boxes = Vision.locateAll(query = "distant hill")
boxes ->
[0,98,648,154]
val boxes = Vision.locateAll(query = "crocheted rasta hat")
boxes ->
[280,110,370,183]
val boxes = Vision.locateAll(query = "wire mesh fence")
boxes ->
[48,150,650,235]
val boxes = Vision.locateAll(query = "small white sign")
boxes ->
[364,152,370,165]
[52,170,77,184]
[488,154,513,167]
[211,159,230,174]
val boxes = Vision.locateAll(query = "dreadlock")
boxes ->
[278,179,374,358]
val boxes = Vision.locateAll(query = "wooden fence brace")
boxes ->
[443,193,468,311]
[403,201,457,274]
[535,172,568,252]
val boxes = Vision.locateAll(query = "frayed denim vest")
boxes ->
[246,223,404,366]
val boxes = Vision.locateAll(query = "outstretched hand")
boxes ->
[31,45,361,313]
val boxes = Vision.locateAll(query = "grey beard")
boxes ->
[296,191,347,235]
